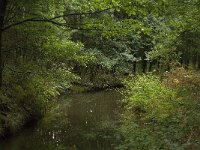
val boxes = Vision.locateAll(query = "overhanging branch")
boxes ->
[2,8,112,32]
[2,18,66,31]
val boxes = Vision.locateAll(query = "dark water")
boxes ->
[0,89,122,150]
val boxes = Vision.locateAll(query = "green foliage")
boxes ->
[123,74,177,121]
[0,61,79,136]
[1,0,200,143]
[0,1,91,136]
[118,71,200,150]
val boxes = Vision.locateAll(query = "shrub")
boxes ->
[118,72,200,150]
[0,64,77,136]
[123,74,178,121]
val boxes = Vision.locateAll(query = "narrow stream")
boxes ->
[0,89,122,150]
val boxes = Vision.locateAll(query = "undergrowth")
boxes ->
[0,64,77,137]
[117,68,200,150]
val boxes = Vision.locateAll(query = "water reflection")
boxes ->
[0,89,122,150]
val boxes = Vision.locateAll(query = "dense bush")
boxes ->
[123,74,177,121]
[0,64,77,136]
[118,71,200,150]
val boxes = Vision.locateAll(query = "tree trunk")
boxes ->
[0,0,7,87]
[191,53,197,69]
[198,54,200,70]
[157,59,160,69]
[149,61,153,72]
[133,62,136,74]
[141,52,146,73]
[0,30,3,87]
[142,59,147,73]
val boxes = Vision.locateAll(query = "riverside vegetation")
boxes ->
[118,68,200,149]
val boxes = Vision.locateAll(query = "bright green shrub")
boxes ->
[118,74,180,149]
[118,72,200,150]
[123,74,177,121]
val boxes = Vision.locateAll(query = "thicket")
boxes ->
[0,17,92,136]
[118,68,200,149]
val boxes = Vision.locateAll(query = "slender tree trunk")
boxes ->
[192,53,197,69]
[157,59,160,69]
[0,31,3,87]
[142,59,147,73]
[0,0,7,87]
[198,54,200,70]
[141,51,146,73]
[186,53,190,68]
[149,61,153,72]
[133,62,136,74]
